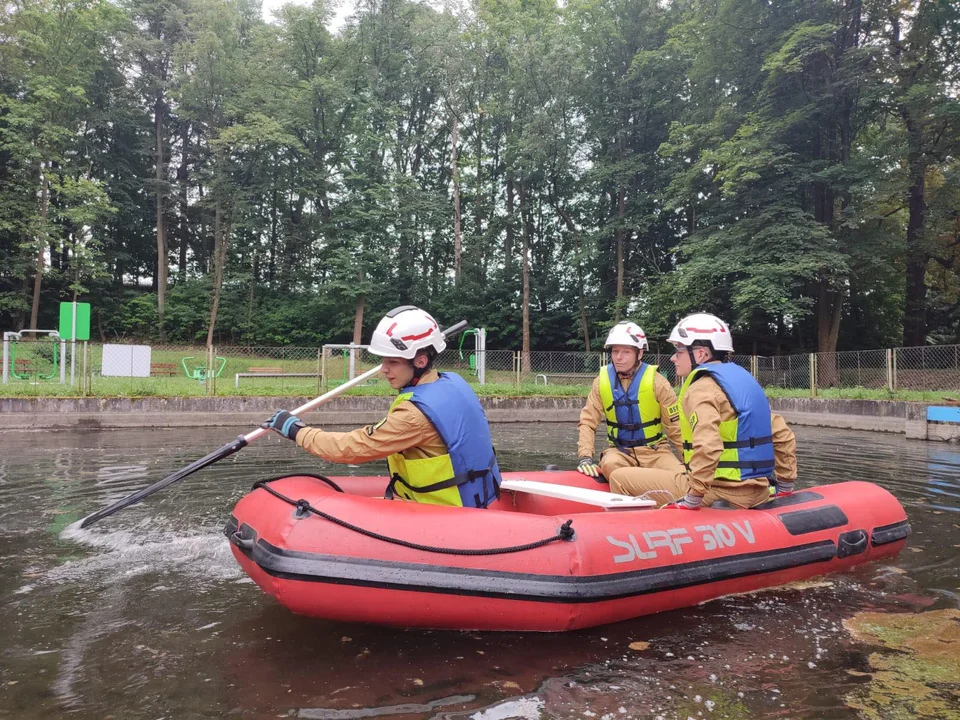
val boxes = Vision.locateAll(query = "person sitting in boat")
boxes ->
[262,305,502,508]
[576,321,684,486]
[609,313,798,510]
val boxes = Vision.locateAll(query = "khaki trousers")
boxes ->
[599,444,684,495]
[608,466,771,509]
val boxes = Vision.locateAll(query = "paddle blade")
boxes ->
[80,435,248,528]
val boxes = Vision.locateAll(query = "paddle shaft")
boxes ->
[80,321,468,528]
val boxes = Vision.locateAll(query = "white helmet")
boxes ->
[668,313,734,352]
[604,321,648,350]
[368,305,447,359]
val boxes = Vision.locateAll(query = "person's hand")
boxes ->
[775,480,795,496]
[663,492,703,510]
[262,410,304,441]
[577,457,601,478]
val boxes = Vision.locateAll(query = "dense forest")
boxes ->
[1,0,958,352]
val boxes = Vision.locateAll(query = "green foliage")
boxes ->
[1,0,958,354]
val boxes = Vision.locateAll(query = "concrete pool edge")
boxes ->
[1,395,957,441]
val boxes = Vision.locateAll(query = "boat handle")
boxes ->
[230,531,255,552]
[837,529,868,558]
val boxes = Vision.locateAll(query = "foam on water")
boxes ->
[17,517,246,593]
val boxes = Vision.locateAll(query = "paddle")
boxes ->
[80,320,468,528]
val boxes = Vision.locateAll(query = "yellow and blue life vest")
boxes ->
[597,362,664,450]
[386,372,501,508]
[679,362,774,482]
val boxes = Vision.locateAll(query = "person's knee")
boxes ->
[599,454,626,478]
[607,468,634,495]
[656,453,684,472]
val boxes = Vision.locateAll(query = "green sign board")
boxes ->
[58,302,91,341]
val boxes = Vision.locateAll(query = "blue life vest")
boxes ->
[387,372,502,508]
[683,362,775,481]
[598,362,664,449]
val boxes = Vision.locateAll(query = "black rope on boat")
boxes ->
[251,478,575,555]
[254,473,344,493]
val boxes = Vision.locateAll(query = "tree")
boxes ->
[881,0,960,346]
[121,0,189,339]
[0,0,123,329]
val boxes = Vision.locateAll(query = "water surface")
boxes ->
[0,424,957,719]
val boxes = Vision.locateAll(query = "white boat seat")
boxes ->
[500,479,656,510]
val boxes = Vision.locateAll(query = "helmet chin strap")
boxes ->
[409,353,433,385]
[411,362,428,384]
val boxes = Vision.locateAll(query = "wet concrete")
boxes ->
[0,424,958,719]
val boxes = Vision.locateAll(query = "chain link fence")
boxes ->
[756,354,811,390]
[517,351,605,387]
[894,345,960,392]
[3,337,959,399]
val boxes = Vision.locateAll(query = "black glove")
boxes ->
[262,410,304,441]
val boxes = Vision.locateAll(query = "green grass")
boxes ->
[0,374,593,399]
[3,378,955,401]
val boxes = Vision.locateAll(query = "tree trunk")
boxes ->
[450,116,462,283]
[155,96,168,339]
[614,186,625,320]
[902,114,928,346]
[28,167,49,330]
[269,173,278,285]
[177,120,190,278]
[816,281,842,386]
[205,204,230,348]
[553,202,591,352]
[247,251,258,328]
[474,108,483,239]
[519,181,532,374]
[352,274,365,346]
[505,173,515,273]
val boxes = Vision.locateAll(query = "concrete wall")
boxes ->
[1,394,957,441]
[0,395,585,431]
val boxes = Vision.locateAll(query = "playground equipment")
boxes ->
[458,329,481,376]
[2,330,61,384]
[2,303,91,386]
[181,355,226,383]
[458,327,486,384]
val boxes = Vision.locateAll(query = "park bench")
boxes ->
[534,373,595,385]
[151,363,178,376]
[14,359,32,372]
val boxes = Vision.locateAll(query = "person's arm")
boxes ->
[683,383,726,499]
[295,402,432,465]
[771,412,798,493]
[577,377,604,460]
[654,373,683,454]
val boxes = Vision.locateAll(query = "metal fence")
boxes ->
[2,338,958,398]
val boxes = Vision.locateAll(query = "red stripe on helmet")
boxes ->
[686,326,725,333]
[385,322,398,337]
[401,327,437,342]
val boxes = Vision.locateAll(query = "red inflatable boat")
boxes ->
[225,471,909,632]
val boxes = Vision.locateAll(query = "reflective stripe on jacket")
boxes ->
[386,372,501,508]
[598,362,663,449]
[679,362,774,482]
